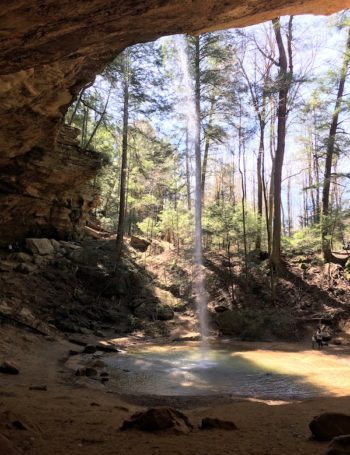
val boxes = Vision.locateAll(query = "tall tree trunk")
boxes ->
[255,128,264,251]
[194,36,202,250]
[270,16,293,270]
[238,120,248,285]
[115,70,130,265]
[322,27,350,264]
[201,101,215,203]
[287,175,292,237]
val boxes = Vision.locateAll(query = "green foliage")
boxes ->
[203,201,260,251]
[138,202,193,246]
[283,225,321,254]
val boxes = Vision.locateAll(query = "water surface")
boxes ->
[104,342,350,400]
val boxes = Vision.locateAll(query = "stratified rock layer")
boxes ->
[0,125,104,245]
[0,0,348,240]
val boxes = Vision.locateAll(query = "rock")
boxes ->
[200,417,237,431]
[130,236,151,252]
[0,260,17,272]
[29,385,47,391]
[33,254,45,266]
[0,361,19,375]
[120,407,193,433]
[0,434,21,455]
[85,367,98,377]
[324,434,350,455]
[15,262,37,274]
[83,344,96,354]
[96,343,119,353]
[25,238,55,255]
[50,239,62,251]
[75,367,98,377]
[310,413,350,441]
[134,302,157,319]
[60,241,82,251]
[214,305,229,313]
[156,304,174,321]
[8,420,29,430]
[8,252,33,263]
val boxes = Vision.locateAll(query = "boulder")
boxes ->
[15,263,37,274]
[310,413,350,441]
[324,435,350,455]
[200,417,237,431]
[121,407,193,433]
[25,238,55,255]
[156,304,174,321]
[130,236,151,252]
[134,302,157,319]
[50,239,62,251]
[214,305,228,313]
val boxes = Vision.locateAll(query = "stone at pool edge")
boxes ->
[324,435,350,455]
[75,367,98,377]
[200,417,237,431]
[120,407,193,433]
[0,361,19,375]
[83,344,97,354]
[310,413,350,441]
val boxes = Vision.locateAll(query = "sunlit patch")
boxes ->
[233,349,350,397]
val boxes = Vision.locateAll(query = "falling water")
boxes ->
[174,35,209,344]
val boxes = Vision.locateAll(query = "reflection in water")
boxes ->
[104,343,350,399]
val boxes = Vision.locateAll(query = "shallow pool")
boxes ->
[104,342,350,400]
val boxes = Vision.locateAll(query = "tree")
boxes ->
[322,26,350,264]
[270,16,294,270]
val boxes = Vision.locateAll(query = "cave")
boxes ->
[1,2,350,455]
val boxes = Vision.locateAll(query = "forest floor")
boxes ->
[0,233,350,454]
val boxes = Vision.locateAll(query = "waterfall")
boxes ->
[174,35,209,343]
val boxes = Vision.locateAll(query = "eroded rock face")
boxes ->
[0,0,348,240]
[0,125,104,245]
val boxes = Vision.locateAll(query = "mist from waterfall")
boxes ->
[173,35,209,344]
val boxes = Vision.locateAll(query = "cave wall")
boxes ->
[0,0,348,242]
[0,125,104,245]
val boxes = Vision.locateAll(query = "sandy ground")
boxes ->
[0,325,349,455]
